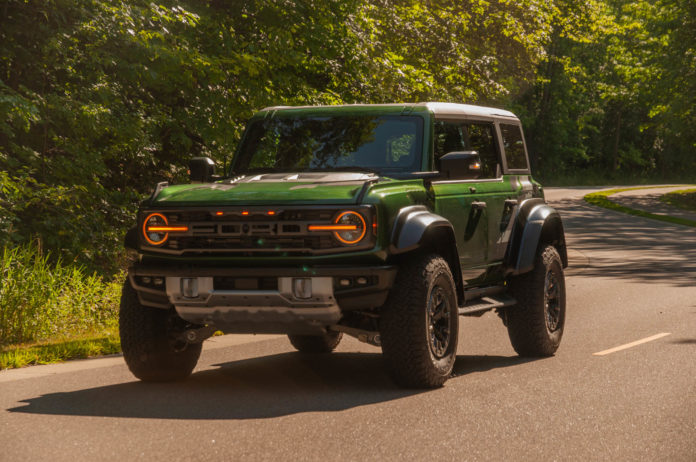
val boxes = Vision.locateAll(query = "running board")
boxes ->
[458,293,517,316]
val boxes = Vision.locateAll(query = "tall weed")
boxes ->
[0,244,122,346]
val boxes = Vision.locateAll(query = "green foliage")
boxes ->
[0,0,694,275]
[0,244,122,346]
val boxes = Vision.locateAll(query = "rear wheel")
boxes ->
[119,280,202,381]
[380,254,458,388]
[288,331,343,353]
[506,245,566,356]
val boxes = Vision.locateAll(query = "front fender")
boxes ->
[390,205,453,253]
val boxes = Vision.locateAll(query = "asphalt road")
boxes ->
[1,187,694,461]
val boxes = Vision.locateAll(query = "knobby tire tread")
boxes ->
[119,281,201,381]
[380,254,458,388]
[506,245,565,356]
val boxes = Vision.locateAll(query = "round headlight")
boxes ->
[142,212,169,246]
[334,211,366,245]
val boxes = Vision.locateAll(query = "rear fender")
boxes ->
[506,199,567,275]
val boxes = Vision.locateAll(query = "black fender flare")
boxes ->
[390,205,464,301]
[506,199,568,275]
[124,226,139,250]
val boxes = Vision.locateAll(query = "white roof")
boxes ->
[260,102,518,119]
[422,102,517,118]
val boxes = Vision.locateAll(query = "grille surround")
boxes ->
[139,206,375,256]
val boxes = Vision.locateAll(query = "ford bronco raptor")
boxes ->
[121,103,567,388]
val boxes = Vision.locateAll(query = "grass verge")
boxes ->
[584,186,696,228]
[0,243,123,369]
[659,188,696,212]
[1,329,120,369]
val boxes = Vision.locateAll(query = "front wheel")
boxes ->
[380,254,458,388]
[119,280,202,381]
[506,245,566,356]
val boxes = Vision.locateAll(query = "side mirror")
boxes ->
[439,151,481,180]
[189,157,216,183]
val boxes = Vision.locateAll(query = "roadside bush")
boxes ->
[0,244,122,347]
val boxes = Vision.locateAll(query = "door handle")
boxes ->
[504,199,518,206]
[472,201,487,211]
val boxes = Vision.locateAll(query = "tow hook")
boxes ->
[331,326,381,347]
[178,326,217,344]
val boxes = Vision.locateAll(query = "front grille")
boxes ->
[141,207,373,256]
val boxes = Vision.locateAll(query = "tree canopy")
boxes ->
[1,0,694,273]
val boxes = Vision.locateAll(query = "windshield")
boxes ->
[233,115,424,175]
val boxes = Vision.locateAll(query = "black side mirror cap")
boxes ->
[189,157,216,182]
[439,151,481,180]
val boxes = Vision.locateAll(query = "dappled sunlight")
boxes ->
[549,197,696,287]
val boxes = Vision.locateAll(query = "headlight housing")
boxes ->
[308,210,369,246]
[142,212,188,246]
[333,211,367,244]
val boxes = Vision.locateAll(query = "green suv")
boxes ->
[121,102,568,388]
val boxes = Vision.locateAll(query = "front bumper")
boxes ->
[128,264,397,334]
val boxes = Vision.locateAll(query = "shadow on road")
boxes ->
[550,197,696,287]
[8,352,531,420]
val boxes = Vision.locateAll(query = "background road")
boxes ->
[1,187,694,461]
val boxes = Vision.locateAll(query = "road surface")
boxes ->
[1,187,694,461]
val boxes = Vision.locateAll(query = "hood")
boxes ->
[150,172,378,206]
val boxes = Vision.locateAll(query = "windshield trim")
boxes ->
[231,114,426,177]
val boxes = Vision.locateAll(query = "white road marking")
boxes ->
[0,334,282,383]
[593,332,671,356]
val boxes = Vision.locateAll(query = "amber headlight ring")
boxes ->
[142,212,188,246]
[332,211,367,245]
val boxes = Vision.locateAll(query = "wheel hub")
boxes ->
[427,285,451,358]
[544,270,561,332]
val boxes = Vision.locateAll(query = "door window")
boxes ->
[499,123,529,170]
[434,121,500,179]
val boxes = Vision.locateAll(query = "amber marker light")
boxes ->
[146,226,189,232]
[308,224,358,231]
[241,211,250,216]
[267,210,276,216]
[215,211,224,216]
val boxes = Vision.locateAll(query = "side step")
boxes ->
[458,293,517,316]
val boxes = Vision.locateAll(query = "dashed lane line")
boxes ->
[593,333,671,356]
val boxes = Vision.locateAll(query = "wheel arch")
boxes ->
[390,206,464,303]
[506,199,568,275]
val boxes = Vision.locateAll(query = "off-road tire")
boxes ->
[119,280,202,381]
[287,331,343,353]
[506,245,566,356]
[380,254,458,388]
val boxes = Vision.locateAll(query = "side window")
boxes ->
[500,123,529,170]
[434,121,465,160]
[462,123,499,179]
[434,120,500,179]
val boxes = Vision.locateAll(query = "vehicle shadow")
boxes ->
[8,352,531,420]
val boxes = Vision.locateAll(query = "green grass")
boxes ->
[659,188,696,212]
[0,330,121,369]
[584,186,696,228]
[0,244,123,369]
